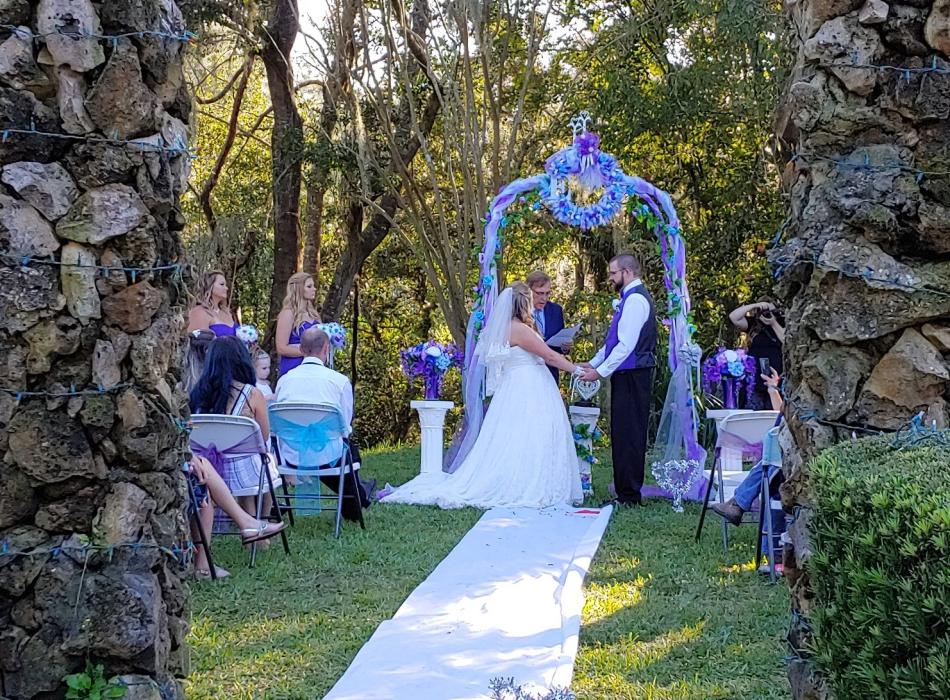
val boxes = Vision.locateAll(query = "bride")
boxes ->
[383,282,584,509]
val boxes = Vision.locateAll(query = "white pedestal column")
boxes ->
[411,400,454,474]
[569,404,601,499]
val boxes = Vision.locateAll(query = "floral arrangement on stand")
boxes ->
[317,322,347,368]
[701,347,756,409]
[400,341,464,400]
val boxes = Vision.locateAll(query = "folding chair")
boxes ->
[695,411,780,551]
[190,414,290,567]
[755,425,785,582]
[184,465,218,581]
[268,402,365,538]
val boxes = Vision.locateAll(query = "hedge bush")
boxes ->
[806,436,950,699]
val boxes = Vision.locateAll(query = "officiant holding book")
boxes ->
[579,254,656,507]
[527,271,572,383]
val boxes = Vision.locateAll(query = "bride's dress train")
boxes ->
[382,346,582,509]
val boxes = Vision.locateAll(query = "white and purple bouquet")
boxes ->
[400,340,464,400]
[701,347,756,409]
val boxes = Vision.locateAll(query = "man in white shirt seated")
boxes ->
[274,327,373,520]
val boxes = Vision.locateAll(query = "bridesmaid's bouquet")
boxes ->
[400,341,464,400]
[317,322,347,350]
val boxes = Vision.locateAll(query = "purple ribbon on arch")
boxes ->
[191,435,262,479]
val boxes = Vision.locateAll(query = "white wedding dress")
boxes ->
[383,343,583,510]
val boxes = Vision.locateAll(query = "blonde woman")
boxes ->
[187,270,237,336]
[383,282,583,509]
[276,272,322,376]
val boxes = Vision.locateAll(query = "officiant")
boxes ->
[527,271,571,383]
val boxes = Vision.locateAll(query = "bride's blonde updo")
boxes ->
[510,281,537,332]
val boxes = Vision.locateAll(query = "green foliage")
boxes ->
[806,437,950,699]
[64,662,126,700]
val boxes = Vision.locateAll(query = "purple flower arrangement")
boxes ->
[701,347,757,408]
[400,341,465,400]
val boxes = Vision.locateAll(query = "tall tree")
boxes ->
[260,0,303,334]
[773,1,950,696]
[0,0,193,695]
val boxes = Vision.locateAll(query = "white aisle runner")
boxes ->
[323,505,613,700]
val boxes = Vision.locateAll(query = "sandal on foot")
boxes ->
[195,565,230,580]
[240,520,286,545]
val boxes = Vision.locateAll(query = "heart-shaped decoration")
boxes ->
[575,379,601,400]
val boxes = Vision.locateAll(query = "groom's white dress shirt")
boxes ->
[274,356,354,465]
[590,279,649,378]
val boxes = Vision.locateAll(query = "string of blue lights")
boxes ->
[0,127,195,159]
[0,24,196,44]
[16,255,184,282]
[0,539,196,564]
[770,251,950,299]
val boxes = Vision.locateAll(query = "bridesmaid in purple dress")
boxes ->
[187,270,238,337]
[276,272,322,377]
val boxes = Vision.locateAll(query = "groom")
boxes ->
[580,254,656,507]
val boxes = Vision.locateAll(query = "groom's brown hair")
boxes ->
[610,253,641,276]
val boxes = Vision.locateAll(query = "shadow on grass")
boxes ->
[573,459,790,699]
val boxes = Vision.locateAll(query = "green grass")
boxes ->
[187,446,788,699]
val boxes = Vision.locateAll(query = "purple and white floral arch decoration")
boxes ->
[447,113,706,484]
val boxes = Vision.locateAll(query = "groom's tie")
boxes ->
[533,309,544,336]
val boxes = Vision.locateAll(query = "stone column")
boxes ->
[0,1,193,697]
[773,1,950,696]
[410,400,454,474]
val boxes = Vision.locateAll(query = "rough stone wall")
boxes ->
[773,0,950,696]
[0,1,192,697]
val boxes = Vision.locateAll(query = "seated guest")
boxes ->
[187,455,286,579]
[275,272,322,377]
[712,370,785,564]
[187,270,238,336]
[181,329,216,394]
[254,349,275,401]
[189,336,276,522]
[274,327,373,520]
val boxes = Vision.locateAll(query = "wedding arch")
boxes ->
[447,112,706,485]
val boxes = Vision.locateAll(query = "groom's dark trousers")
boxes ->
[610,367,654,503]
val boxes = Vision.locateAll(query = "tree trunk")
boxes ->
[261,0,303,338]
[0,1,193,696]
[774,3,950,697]
[302,178,323,285]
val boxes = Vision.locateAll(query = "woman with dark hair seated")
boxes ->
[187,455,285,579]
[181,329,216,394]
[189,336,275,522]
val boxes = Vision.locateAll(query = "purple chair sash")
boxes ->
[191,434,262,479]
[717,431,763,462]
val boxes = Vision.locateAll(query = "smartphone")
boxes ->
[758,357,771,375]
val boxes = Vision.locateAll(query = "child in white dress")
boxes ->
[255,350,275,401]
